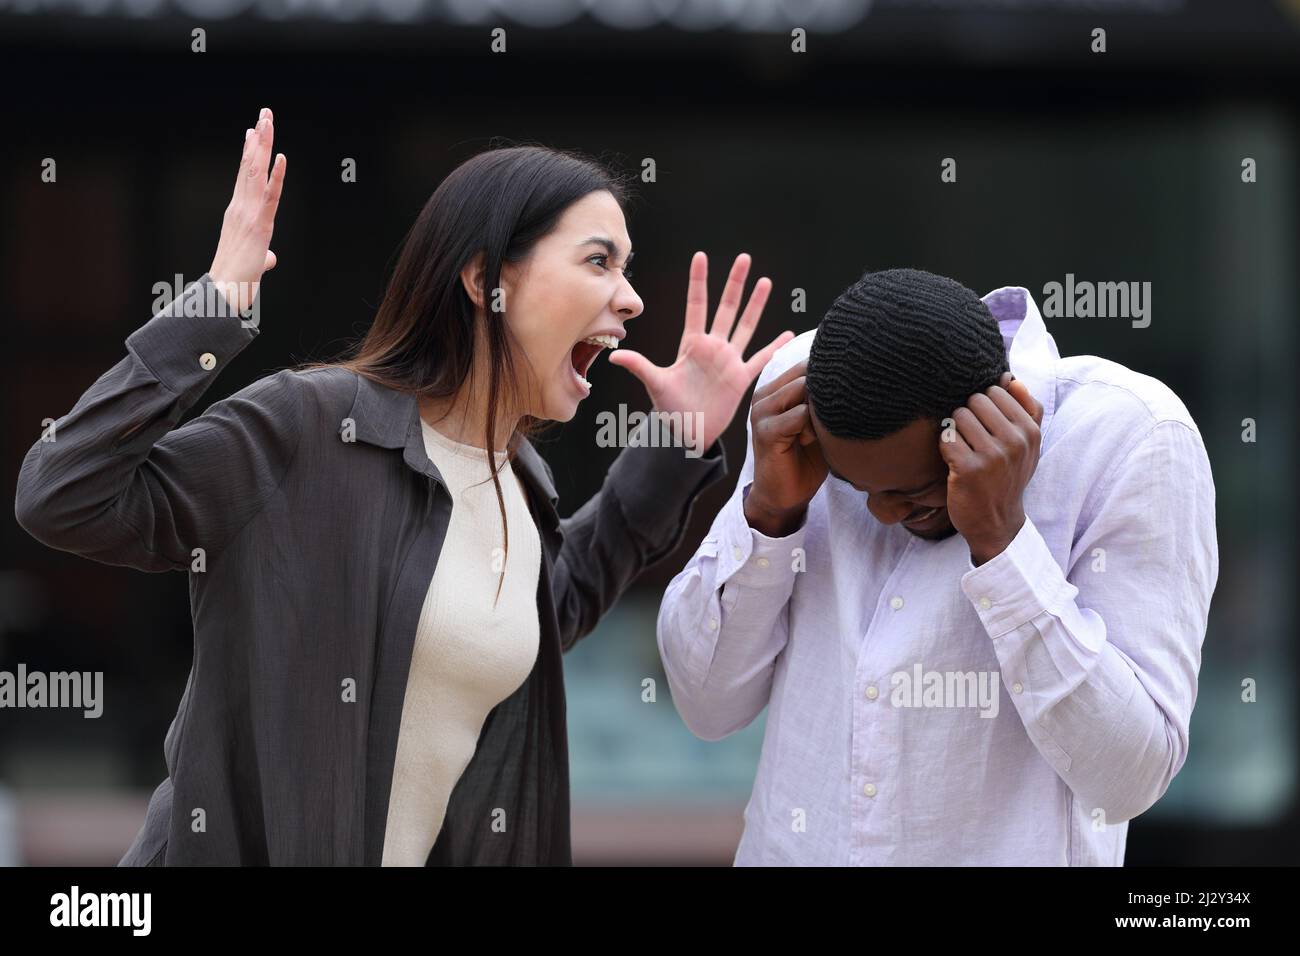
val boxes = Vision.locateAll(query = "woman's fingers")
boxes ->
[259,152,287,236]
[743,329,794,382]
[233,129,254,204]
[729,275,772,356]
[709,253,752,341]
[683,251,708,339]
[236,119,259,201]
[237,108,274,205]
[249,111,273,193]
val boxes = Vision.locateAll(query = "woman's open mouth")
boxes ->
[567,333,619,394]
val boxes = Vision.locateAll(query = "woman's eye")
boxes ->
[588,254,632,280]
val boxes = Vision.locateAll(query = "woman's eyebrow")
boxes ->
[578,236,633,264]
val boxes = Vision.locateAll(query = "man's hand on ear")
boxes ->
[940,372,1045,566]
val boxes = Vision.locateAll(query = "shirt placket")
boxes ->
[849,537,915,866]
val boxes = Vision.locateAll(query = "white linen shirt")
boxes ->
[656,285,1219,865]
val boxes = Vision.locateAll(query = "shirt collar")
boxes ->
[342,372,560,508]
[980,285,1059,437]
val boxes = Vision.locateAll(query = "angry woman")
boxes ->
[14,107,793,865]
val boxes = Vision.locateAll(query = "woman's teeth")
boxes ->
[570,334,619,393]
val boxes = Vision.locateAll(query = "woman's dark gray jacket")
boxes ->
[13,274,729,865]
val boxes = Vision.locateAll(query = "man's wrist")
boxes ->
[966,515,1025,567]
[743,491,806,538]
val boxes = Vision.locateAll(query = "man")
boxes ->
[656,267,1218,865]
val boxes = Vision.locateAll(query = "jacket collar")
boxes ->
[980,286,1059,438]
[342,372,561,510]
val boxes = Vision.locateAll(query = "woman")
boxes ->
[14,107,793,865]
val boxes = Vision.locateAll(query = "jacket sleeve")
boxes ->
[548,416,729,652]
[14,273,305,573]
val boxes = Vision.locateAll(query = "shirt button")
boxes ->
[1013,681,1024,694]
[979,597,992,610]
[733,546,743,561]
[865,685,878,700]
[863,783,877,797]
[889,596,904,610]
[199,352,217,370]
[708,618,718,631]
[756,557,769,568]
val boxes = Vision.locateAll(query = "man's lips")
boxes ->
[903,506,943,527]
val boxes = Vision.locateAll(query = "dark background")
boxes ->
[1,0,1296,864]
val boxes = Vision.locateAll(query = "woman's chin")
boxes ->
[541,391,580,423]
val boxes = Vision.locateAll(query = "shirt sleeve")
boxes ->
[656,371,809,742]
[14,274,305,573]
[958,418,1219,823]
[550,415,729,652]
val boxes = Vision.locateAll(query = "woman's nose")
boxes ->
[613,276,643,318]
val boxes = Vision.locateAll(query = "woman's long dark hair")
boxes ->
[295,144,634,603]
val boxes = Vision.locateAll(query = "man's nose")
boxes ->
[867,495,915,525]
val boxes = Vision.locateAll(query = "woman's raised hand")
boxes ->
[607,251,795,453]
[208,107,287,315]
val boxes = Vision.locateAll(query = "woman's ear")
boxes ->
[459,252,487,311]
[460,253,518,315]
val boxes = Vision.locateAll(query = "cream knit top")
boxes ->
[380,418,542,866]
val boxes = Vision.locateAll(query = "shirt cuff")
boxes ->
[712,481,808,588]
[959,515,1078,637]
[125,273,260,399]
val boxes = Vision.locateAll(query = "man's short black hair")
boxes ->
[806,267,1009,440]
